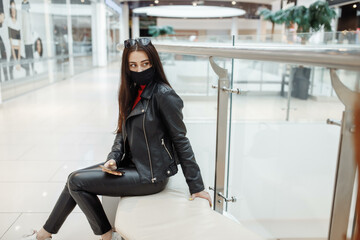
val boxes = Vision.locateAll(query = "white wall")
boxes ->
[271,1,281,11]
[297,0,325,7]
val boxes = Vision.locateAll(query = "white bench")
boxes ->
[102,171,264,240]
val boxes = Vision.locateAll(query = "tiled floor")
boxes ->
[0,63,121,240]
[0,61,348,239]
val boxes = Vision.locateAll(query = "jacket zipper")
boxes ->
[121,124,128,161]
[142,101,156,183]
[161,138,173,160]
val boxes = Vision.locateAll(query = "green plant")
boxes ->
[259,8,287,37]
[148,25,175,37]
[308,1,336,32]
[259,1,336,41]
[285,1,336,34]
[285,6,310,32]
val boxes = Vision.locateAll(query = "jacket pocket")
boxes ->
[161,138,173,160]
[164,160,178,177]
[161,138,177,177]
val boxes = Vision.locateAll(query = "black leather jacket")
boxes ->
[106,79,205,195]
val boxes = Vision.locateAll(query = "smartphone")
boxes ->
[99,165,125,176]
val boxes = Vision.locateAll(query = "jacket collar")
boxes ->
[125,79,157,121]
[140,78,157,100]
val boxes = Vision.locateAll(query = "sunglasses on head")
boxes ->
[124,38,151,48]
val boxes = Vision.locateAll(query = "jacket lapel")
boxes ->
[126,100,145,120]
[122,100,145,140]
[123,79,158,137]
[126,79,157,120]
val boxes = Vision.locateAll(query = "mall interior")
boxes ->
[0,0,359,239]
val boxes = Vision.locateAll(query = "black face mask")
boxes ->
[130,67,155,86]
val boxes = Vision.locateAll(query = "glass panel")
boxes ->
[107,11,120,63]
[52,15,68,80]
[225,56,355,238]
[71,15,93,75]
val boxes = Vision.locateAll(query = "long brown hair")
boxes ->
[115,41,171,134]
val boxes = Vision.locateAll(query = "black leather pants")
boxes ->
[43,162,169,235]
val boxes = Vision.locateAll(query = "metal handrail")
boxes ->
[150,42,360,71]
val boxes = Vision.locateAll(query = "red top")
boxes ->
[132,85,146,110]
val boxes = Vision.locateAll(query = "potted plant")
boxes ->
[288,1,336,99]
[260,1,336,99]
[283,1,336,43]
[259,8,287,40]
[148,25,175,38]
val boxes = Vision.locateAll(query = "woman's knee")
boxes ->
[67,171,82,191]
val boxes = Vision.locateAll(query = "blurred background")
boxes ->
[0,0,359,239]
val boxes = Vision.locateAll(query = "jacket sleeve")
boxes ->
[106,132,124,167]
[157,89,205,195]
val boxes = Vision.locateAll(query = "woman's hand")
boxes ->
[104,159,117,170]
[190,190,212,208]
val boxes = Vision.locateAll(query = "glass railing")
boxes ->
[137,36,360,239]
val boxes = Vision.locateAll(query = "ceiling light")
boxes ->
[231,1,236,5]
[154,0,159,4]
[353,4,357,8]
[133,5,246,18]
[192,2,197,6]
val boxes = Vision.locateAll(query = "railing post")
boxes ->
[209,56,230,213]
[328,69,359,240]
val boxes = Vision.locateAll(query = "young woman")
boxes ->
[23,38,211,240]
[8,0,29,79]
[33,37,44,74]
